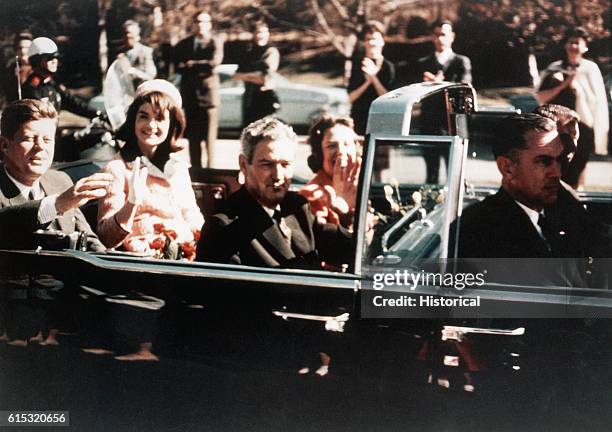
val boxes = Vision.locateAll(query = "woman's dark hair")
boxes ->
[562,27,590,45]
[307,114,355,172]
[249,16,268,33]
[359,21,385,40]
[116,91,186,171]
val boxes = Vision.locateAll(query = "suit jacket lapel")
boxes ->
[232,187,296,262]
[0,164,26,206]
[498,189,551,256]
[262,224,295,259]
[426,54,443,71]
[283,214,310,255]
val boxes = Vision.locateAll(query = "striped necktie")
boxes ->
[30,186,61,231]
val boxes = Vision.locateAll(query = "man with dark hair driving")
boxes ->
[456,113,609,261]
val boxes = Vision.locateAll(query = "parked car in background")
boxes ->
[217,64,349,130]
[89,64,350,133]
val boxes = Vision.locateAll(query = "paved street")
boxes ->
[2,327,611,432]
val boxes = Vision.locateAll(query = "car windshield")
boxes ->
[363,139,459,268]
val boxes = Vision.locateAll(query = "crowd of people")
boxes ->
[0,10,609,367]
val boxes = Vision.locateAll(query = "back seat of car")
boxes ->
[189,168,241,221]
[59,162,241,240]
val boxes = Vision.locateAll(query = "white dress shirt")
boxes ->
[514,200,545,239]
[435,48,454,67]
[4,168,58,225]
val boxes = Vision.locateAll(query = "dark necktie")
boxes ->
[537,213,556,253]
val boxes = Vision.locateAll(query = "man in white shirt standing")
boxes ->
[418,19,472,84]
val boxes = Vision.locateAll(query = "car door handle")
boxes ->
[442,325,525,341]
[272,310,349,332]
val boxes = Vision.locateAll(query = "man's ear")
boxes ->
[238,154,248,173]
[496,156,515,179]
[0,136,9,156]
[238,154,249,185]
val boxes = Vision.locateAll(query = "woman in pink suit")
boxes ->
[97,79,204,261]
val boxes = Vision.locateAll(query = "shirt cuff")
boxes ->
[38,195,59,225]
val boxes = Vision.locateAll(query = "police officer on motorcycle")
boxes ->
[22,37,99,119]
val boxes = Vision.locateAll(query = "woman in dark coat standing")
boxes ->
[233,19,280,127]
[347,21,395,135]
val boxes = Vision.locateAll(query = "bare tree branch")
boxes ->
[308,0,350,55]
[329,0,350,21]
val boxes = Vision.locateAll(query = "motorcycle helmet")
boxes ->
[28,37,59,65]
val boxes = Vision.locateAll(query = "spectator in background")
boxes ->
[348,21,395,135]
[174,10,223,169]
[408,20,472,184]
[97,80,203,261]
[536,27,609,189]
[300,115,361,229]
[417,19,472,84]
[233,19,280,127]
[2,32,33,103]
[118,20,157,88]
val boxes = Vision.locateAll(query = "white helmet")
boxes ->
[28,37,58,58]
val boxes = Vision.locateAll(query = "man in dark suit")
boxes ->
[412,20,472,183]
[417,20,472,84]
[0,99,112,344]
[455,114,609,286]
[0,99,111,251]
[196,118,353,269]
[174,10,223,169]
